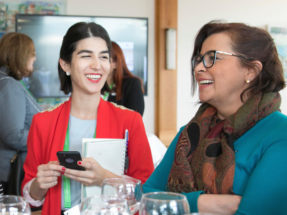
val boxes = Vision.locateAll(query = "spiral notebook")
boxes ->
[81,138,127,200]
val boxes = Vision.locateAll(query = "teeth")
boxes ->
[86,74,101,80]
[199,80,214,85]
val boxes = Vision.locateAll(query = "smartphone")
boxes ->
[57,151,85,171]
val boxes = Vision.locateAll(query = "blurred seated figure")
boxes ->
[104,41,145,116]
[0,32,41,194]
[0,182,3,196]
[143,20,287,215]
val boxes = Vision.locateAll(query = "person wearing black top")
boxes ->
[0,182,3,196]
[105,41,145,116]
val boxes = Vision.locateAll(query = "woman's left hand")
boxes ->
[62,157,118,186]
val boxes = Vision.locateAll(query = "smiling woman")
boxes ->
[143,20,287,215]
[193,32,253,119]
[21,22,154,215]
[59,37,110,97]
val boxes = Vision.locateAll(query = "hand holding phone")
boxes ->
[57,151,85,171]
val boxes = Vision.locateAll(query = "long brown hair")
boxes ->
[191,20,285,101]
[111,41,144,100]
[0,32,35,80]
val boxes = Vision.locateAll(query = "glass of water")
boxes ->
[184,213,222,215]
[139,192,190,215]
[80,195,130,215]
[101,177,142,214]
[0,195,31,215]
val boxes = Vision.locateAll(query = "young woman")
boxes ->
[22,22,154,215]
[143,21,287,215]
[0,33,40,194]
[105,41,145,116]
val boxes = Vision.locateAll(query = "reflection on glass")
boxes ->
[185,213,223,215]
[80,196,130,215]
[0,195,31,215]
[139,192,190,215]
[101,177,142,214]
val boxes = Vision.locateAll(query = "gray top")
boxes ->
[0,66,41,182]
[61,115,97,210]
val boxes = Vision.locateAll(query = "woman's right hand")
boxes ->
[198,194,242,215]
[30,161,63,200]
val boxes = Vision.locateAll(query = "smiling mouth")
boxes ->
[85,74,101,80]
[199,80,214,85]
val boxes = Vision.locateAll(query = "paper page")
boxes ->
[81,138,126,200]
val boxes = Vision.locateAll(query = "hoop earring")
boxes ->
[66,71,70,76]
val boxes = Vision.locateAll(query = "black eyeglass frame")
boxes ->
[192,50,249,71]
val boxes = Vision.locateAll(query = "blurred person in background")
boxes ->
[0,32,41,194]
[0,182,3,195]
[103,41,145,116]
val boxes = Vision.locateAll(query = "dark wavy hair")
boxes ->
[191,20,285,100]
[58,22,111,94]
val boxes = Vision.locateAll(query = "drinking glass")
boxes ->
[139,192,190,215]
[0,195,31,215]
[185,213,222,215]
[101,177,142,214]
[80,196,130,215]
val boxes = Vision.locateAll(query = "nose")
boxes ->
[90,57,101,70]
[194,60,206,73]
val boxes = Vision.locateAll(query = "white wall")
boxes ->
[177,0,287,130]
[65,0,287,133]
[66,0,155,133]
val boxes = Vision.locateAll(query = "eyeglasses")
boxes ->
[191,50,249,71]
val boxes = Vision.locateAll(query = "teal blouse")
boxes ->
[143,111,287,215]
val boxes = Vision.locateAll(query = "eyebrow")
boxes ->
[100,50,110,54]
[77,50,92,55]
[77,50,109,55]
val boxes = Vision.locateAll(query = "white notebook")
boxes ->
[81,138,127,200]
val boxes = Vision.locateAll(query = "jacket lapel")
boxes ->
[51,98,71,160]
[96,98,112,138]
[47,98,71,214]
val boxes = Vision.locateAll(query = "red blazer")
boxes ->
[22,98,154,215]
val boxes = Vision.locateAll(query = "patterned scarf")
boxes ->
[167,92,281,194]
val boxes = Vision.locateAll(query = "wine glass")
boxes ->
[80,195,130,215]
[0,195,31,215]
[139,192,190,215]
[185,213,222,215]
[101,177,142,214]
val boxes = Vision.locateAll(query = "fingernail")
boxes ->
[78,161,81,165]
[61,171,64,174]
[62,167,66,171]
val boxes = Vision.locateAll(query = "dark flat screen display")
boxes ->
[16,14,148,97]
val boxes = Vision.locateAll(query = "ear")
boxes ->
[245,60,262,83]
[59,58,70,72]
